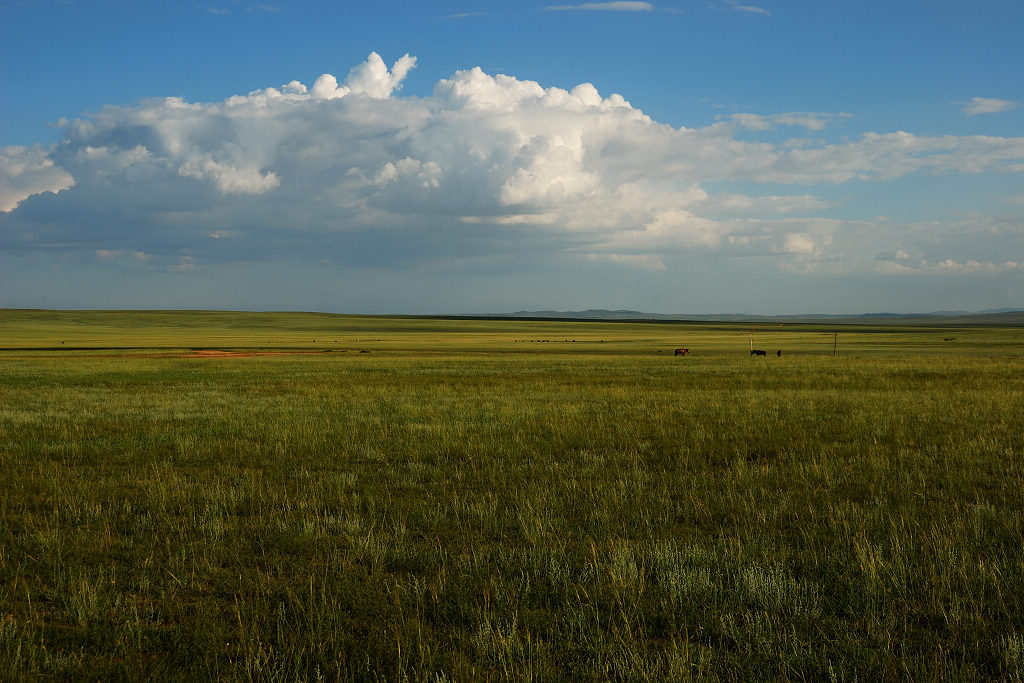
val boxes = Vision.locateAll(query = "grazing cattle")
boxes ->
[777,350,782,357]
[751,349,767,356]
[674,348,689,356]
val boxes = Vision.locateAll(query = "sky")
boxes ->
[2,1,1023,315]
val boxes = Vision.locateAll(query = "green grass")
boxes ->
[1,310,1023,680]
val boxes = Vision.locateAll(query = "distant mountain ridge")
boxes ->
[486,308,1024,325]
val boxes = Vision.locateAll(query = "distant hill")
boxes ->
[486,308,1024,326]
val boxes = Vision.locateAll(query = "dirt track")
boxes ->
[182,350,336,358]
[1,349,339,359]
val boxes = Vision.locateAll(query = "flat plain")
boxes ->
[1,309,1023,680]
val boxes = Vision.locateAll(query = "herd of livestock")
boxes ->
[675,347,782,357]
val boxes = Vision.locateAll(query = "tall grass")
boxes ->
[1,311,1023,679]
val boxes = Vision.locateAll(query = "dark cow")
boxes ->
[777,350,782,357]
[751,349,767,356]
[674,348,689,356]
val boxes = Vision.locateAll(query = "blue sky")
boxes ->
[2,0,1023,314]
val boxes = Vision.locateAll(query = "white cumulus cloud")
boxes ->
[311,52,416,100]
[2,52,1024,292]
[0,145,75,212]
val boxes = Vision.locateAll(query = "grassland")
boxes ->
[1,309,1023,680]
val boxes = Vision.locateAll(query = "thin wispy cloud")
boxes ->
[202,4,279,15]
[958,97,1018,116]
[546,2,654,11]
[717,0,770,15]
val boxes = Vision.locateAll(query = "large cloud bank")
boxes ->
[2,52,1024,280]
